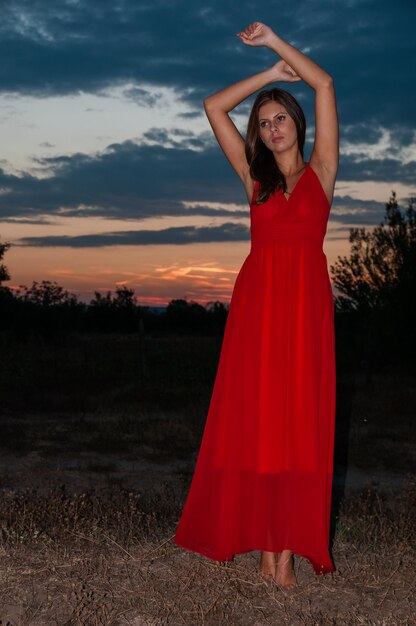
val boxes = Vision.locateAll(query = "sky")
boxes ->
[1,0,415,307]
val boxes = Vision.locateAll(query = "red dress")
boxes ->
[174,162,336,574]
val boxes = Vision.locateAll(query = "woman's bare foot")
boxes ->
[259,550,278,580]
[274,550,297,589]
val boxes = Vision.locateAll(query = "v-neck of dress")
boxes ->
[281,162,309,203]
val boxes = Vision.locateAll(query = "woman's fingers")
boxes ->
[237,29,255,41]
[247,22,263,39]
[238,21,262,38]
[236,32,258,46]
[236,33,251,45]
[237,21,274,47]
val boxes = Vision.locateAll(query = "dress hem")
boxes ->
[173,537,335,575]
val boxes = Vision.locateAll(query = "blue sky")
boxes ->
[1,0,415,304]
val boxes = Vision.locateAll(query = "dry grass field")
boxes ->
[0,333,415,625]
[0,483,414,625]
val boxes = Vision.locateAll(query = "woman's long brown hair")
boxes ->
[245,88,306,204]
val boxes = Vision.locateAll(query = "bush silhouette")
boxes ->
[330,191,416,370]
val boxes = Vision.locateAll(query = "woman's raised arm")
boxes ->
[204,61,301,202]
[238,22,339,203]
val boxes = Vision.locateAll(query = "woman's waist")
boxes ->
[250,221,325,244]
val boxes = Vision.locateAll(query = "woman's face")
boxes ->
[258,101,298,153]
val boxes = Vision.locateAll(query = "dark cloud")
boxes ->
[389,127,416,148]
[338,157,416,185]
[0,133,244,220]
[176,111,204,120]
[329,196,387,225]
[1,132,414,229]
[13,192,401,247]
[333,196,382,211]
[340,124,384,145]
[1,0,414,132]
[4,0,412,262]
[1,1,414,250]
[16,221,250,248]
[141,127,215,150]
[1,216,55,224]
[123,86,164,107]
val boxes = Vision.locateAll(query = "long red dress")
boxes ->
[174,162,336,574]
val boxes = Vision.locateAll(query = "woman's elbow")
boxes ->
[203,96,214,113]
[315,75,334,91]
[322,74,334,88]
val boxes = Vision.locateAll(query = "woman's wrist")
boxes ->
[265,32,283,52]
[264,65,280,84]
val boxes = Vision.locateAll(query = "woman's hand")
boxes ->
[237,23,302,83]
[270,59,302,83]
[237,21,276,47]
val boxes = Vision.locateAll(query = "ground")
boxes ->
[0,333,415,624]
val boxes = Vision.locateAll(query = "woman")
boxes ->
[174,21,338,589]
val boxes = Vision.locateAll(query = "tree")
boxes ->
[88,285,139,332]
[113,285,136,309]
[0,238,11,285]
[90,290,113,308]
[330,191,416,370]
[330,192,416,312]
[17,280,78,306]
[90,286,136,310]
[165,298,208,333]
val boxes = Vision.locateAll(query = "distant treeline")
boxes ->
[0,284,228,336]
[1,192,415,375]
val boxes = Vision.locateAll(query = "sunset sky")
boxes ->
[1,0,415,307]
